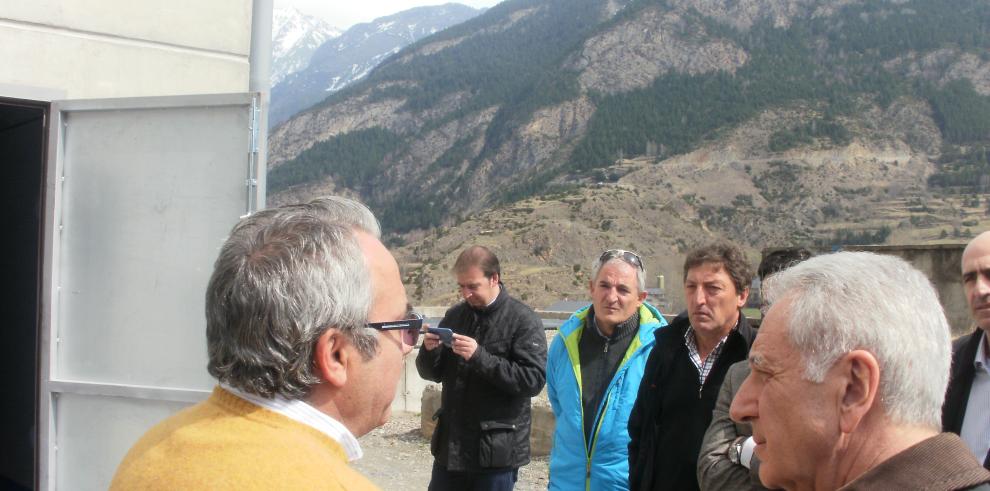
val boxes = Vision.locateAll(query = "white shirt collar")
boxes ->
[975,330,990,373]
[221,383,363,461]
[486,284,501,307]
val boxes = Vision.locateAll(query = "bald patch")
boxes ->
[963,231,990,275]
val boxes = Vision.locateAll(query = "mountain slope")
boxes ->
[396,97,985,311]
[269,3,482,127]
[267,0,990,235]
[271,7,341,86]
[265,0,990,308]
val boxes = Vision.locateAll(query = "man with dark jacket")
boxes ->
[697,248,813,491]
[944,231,990,470]
[629,241,756,491]
[416,246,547,491]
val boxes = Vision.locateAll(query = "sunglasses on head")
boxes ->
[599,249,644,271]
[366,312,423,347]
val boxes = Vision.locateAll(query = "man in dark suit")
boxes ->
[944,231,990,470]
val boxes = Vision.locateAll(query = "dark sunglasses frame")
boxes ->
[599,249,645,271]
[366,312,423,346]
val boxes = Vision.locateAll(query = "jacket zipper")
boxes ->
[584,341,640,489]
[564,308,662,489]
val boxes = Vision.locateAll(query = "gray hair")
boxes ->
[762,251,951,428]
[590,254,647,292]
[206,196,382,399]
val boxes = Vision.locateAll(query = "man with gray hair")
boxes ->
[547,249,667,490]
[111,197,418,490]
[730,252,990,490]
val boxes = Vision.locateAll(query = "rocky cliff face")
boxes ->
[885,49,990,96]
[574,6,749,94]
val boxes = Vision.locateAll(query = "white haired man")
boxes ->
[111,197,417,490]
[729,252,990,490]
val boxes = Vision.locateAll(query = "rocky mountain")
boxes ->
[271,7,341,87]
[269,3,483,127]
[265,0,990,308]
[394,98,974,310]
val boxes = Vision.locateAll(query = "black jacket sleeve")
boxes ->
[466,306,547,397]
[629,343,662,491]
[415,310,454,382]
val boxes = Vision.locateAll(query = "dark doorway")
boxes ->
[0,97,47,491]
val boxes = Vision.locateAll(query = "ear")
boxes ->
[736,287,750,308]
[588,279,595,297]
[637,290,647,302]
[835,350,880,435]
[313,328,350,389]
[490,272,500,286]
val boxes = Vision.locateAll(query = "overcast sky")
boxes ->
[277,0,503,30]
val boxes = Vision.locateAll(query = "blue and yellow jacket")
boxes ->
[546,303,667,490]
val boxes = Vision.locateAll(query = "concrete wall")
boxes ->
[392,348,431,414]
[0,0,251,99]
[847,244,972,337]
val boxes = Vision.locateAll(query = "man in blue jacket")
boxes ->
[546,249,667,490]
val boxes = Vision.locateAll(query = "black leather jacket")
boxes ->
[415,284,548,471]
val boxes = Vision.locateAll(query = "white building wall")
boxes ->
[0,0,252,99]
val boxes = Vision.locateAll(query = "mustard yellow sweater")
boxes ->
[110,387,380,490]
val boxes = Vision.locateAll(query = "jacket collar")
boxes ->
[838,433,990,490]
[560,302,666,343]
[944,329,987,432]
[470,281,508,316]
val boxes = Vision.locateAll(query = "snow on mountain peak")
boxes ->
[271,7,342,86]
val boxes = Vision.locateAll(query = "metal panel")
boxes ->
[53,393,193,491]
[39,93,262,490]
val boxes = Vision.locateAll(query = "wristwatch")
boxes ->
[727,436,747,465]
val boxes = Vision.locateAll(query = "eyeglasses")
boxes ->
[599,249,644,271]
[367,312,423,347]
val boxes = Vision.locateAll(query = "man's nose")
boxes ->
[606,288,620,302]
[691,287,707,305]
[729,371,757,424]
[976,274,990,298]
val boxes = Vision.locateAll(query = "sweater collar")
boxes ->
[221,384,363,462]
[588,307,640,341]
